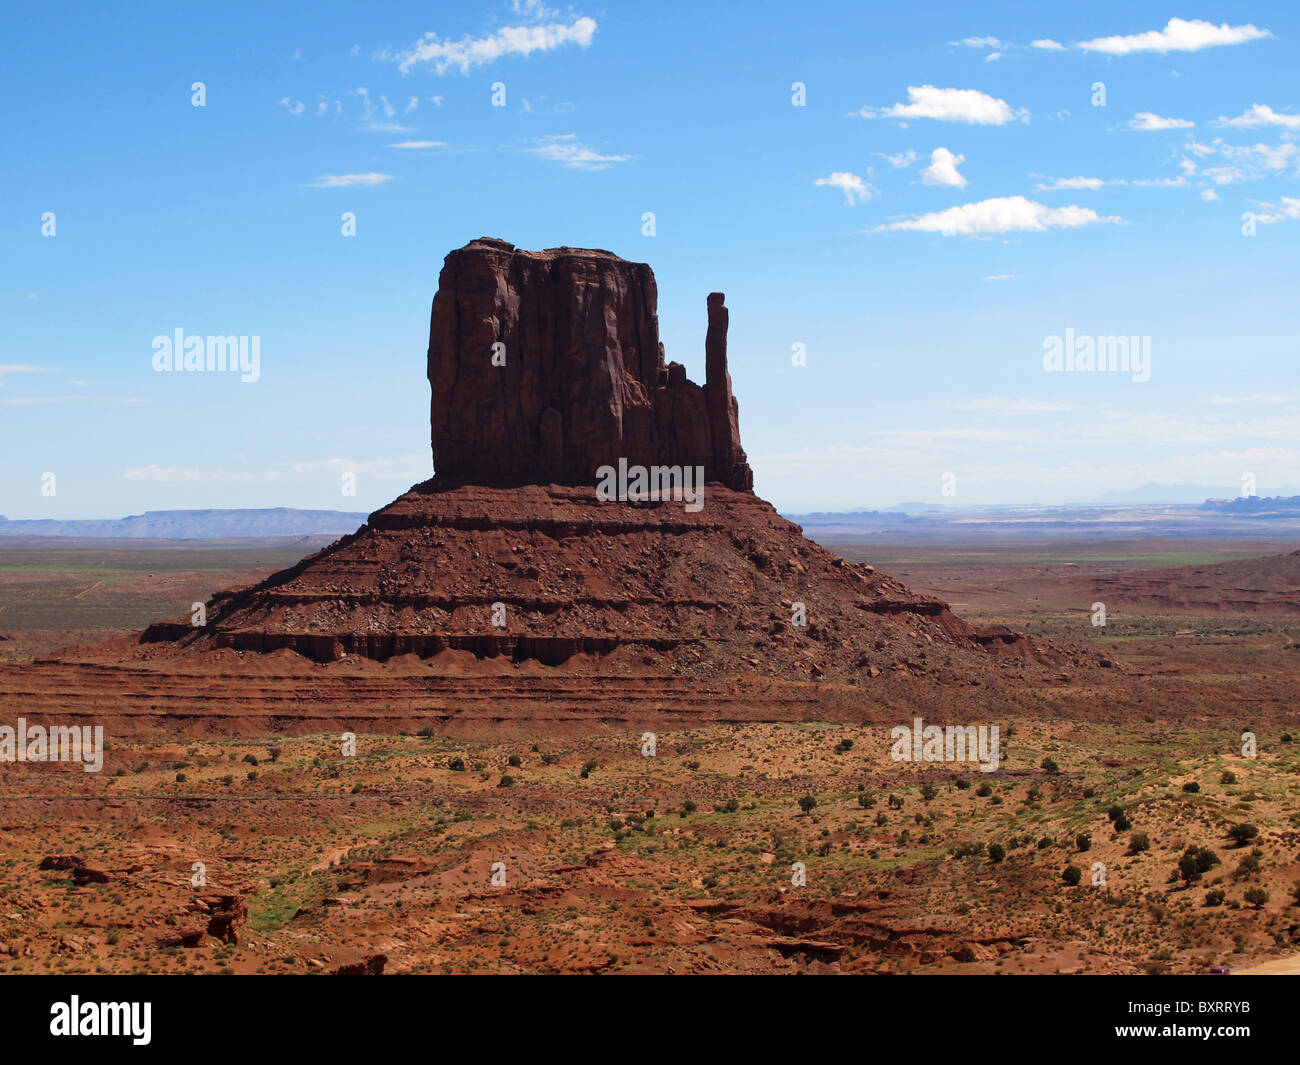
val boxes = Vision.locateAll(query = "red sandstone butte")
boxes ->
[428,237,753,491]
[16,236,1106,736]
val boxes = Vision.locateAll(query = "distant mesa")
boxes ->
[0,509,368,540]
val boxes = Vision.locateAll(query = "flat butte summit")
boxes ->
[9,238,1108,735]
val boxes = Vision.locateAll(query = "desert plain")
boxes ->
[1,533,1297,976]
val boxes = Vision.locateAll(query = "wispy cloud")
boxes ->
[306,173,393,188]
[4,394,144,406]
[388,140,446,149]
[1034,175,1109,191]
[526,133,627,170]
[1253,197,1300,225]
[877,150,917,169]
[0,363,53,378]
[950,397,1072,414]
[382,15,597,75]
[857,85,1023,125]
[125,454,430,483]
[1127,112,1194,131]
[1077,18,1272,55]
[1216,103,1300,130]
[875,195,1122,236]
[815,171,874,204]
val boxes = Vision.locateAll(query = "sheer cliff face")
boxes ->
[427,237,753,491]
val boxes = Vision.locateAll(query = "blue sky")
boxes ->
[3,1,1298,518]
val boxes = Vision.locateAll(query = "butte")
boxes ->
[11,239,1105,735]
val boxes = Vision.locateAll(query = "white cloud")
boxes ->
[950,397,1072,413]
[1202,166,1246,186]
[1036,176,1107,191]
[815,171,874,204]
[1210,393,1289,406]
[307,173,393,188]
[125,454,430,484]
[1128,112,1194,131]
[1254,197,1300,224]
[1031,38,1064,51]
[878,150,917,168]
[5,394,144,407]
[1190,137,1298,174]
[1078,18,1272,55]
[984,52,1003,63]
[388,140,446,149]
[983,274,1020,282]
[920,147,967,187]
[278,97,305,116]
[858,85,1021,125]
[1201,188,1219,202]
[875,195,1122,236]
[384,16,597,75]
[1216,103,1300,130]
[124,465,239,482]
[953,36,1004,48]
[1225,142,1299,170]
[0,364,51,377]
[527,133,628,170]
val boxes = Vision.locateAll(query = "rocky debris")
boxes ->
[71,862,111,886]
[328,952,386,975]
[428,238,752,490]
[182,893,247,945]
[39,855,82,871]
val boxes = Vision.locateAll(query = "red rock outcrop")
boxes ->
[428,238,752,491]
